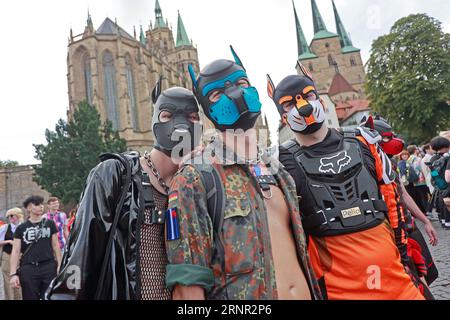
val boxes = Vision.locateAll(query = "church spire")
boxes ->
[83,9,94,37]
[311,0,337,40]
[332,0,360,53]
[293,1,316,60]
[154,0,167,28]
[140,25,146,46]
[176,11,191,47]
[87,10,94,30]
[311,0,327,33]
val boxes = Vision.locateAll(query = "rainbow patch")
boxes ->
[168,191,178,207]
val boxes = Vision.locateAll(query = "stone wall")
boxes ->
[0,166,50,218]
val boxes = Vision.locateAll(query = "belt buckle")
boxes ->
[317,210,327,225]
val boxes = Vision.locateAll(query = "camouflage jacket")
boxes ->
[165,142,322,300]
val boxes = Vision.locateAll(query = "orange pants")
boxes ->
[308,222,424,300]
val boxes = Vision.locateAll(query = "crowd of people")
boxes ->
[1,47,449,300]
[395,138,450,230]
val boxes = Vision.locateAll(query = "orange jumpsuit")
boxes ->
[307,136,424,300]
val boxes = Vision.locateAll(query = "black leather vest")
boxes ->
[283,133,387,237]
[3,224,14,254]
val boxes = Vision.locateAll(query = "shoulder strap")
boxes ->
[95,153,133,300]
[191,163,226,271]
[192,164,225,235]
[282,139,301,156]
[21,218,47,261]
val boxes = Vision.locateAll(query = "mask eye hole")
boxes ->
[282,101,295,113]
[189,112,200,123]
[236,78,250,88]
[208,90,224,103]
[159,110,173,123]
[304,92,318,101]
[295,95,302,101]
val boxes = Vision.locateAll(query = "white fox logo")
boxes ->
[319,151,352,174]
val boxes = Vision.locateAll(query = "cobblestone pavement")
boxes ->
[418,220,450,300]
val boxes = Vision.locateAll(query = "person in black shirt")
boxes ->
[9,195,61,300]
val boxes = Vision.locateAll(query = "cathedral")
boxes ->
[67,0,270,153]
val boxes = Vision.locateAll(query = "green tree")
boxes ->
[0,160,19,168]
[366,14,450,143]
[33,101,127,204]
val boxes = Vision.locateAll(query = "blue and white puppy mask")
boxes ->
[188,46,262,132]
[267,61,326,135]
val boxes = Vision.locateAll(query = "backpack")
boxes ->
[406,160,420,184]
[190,162,226,271]
[429,154,449,191]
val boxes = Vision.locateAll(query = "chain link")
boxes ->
[143,151,169,194]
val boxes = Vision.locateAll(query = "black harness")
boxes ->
[283,131,387,237]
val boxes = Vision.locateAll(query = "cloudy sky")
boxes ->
[0,0,449,165]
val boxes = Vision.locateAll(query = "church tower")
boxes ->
[294,0,366,103]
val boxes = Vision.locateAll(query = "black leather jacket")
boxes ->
[46,152,143,300]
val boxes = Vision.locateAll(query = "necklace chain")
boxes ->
[144,151,169,194]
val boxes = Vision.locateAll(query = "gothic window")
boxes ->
[350,56,357,66]
[82,53,93,105]
[188,52,191,59]
[325,43,330,49]
[309,63,314,72]
[125,54,139,131]
[102,51,120,130]
[328,54,334,66]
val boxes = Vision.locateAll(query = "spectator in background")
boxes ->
[44,197,68,251]
[422,144,437,218]
[67,205,78,233]
[406,145,429,213]
[429,137,450,229]
[397,150,410,186]
[9,195,61,300]
[0,208,24,300]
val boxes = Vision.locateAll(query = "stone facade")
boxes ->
[0,166,50,218]
[303,36,366,98]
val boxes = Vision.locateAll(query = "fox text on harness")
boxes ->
[166,208,180,241]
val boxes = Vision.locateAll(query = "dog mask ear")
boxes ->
[363,115,375,130]
[151,75,163,104]
[266,74,276,100]
[297,60,314,82]
[188,64,198,94]
[230,45,245,71]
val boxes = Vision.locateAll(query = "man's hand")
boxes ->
[10,275,20,289]
[424,221,438,246]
